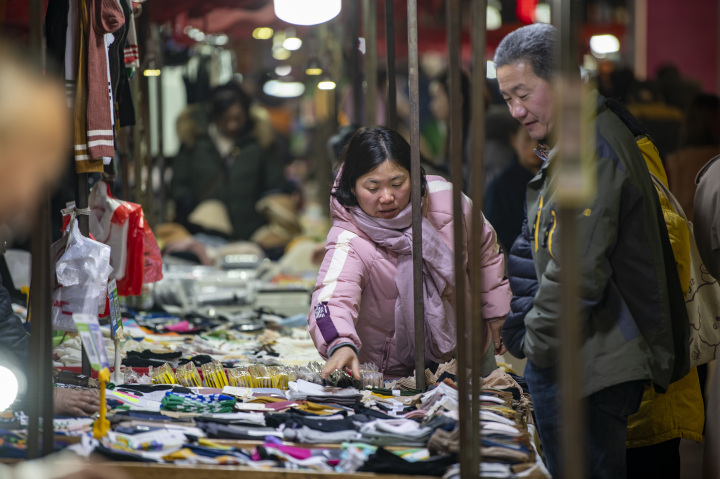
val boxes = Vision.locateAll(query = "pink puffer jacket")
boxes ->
[308,176,511,378]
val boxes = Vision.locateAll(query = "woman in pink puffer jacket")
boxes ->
[308,126,511,380]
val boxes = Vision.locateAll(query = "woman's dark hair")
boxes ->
[680,94,720,148]
[208,82,252,121]
[332,126,427,208]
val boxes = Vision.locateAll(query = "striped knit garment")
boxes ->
[123,0,139,68]
[86,0,124,162]
[73,0,104,173]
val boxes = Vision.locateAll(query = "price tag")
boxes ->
[72,313,109,372]
[107,278,122,337]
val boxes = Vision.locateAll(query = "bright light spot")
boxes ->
[590,34,620,55]
[215,34,229,46]
[305,67,323,76]
[274,0,342,26]
[0,367,18,412]
[535,3,551,23]
[486,5,502,30]
[143,69,162,77]
[486,61,496,79]
[318,81,336,90]
[263,79,306,98]
[283,37,303,51]
[272,47,292,60]
[275,65,292,76]
[253,27,274,40]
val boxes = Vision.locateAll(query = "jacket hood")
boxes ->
[176,104,276,150]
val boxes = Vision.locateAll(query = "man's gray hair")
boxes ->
[493,23,557,82]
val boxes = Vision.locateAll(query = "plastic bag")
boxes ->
[89,181,163,296]
[51,218,113,332]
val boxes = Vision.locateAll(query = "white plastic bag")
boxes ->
[51,217,113,332]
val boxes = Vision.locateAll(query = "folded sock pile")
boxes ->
[161,392,236,413]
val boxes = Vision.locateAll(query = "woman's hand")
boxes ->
[489,320,507,355]
[321,345,361,380]
[54,388,103,417]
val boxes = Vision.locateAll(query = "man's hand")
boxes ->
[489,320,507,355]
[321,346,361,380]
[53,388,102,417]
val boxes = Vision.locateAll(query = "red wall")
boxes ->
[647,0,718,93]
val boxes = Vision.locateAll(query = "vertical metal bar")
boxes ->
[470,0,487,474]
[76,173,93,377]
[407,0,425,392]
[156,62,166,225]
[132,74,143,205]
[348,0,362,125]
[363,0,377,125]
[28,193,55,458]
[446,1,471,477]
[384,0,397,130]
[633,0,647,81]
[717,0,720,95]
[552,0,586,478]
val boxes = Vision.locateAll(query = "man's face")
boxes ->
[496,60,555,141]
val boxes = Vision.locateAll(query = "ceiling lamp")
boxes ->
[283,37,303,51]
[486,5,501,31]
[275,65,292,76]
[263,79,306,98]
[306,67,323,76]
[534,3,551,23]
[272,47,292,60]
[274,0,341,26]
[253,27,274,40]
[318,80,336,90]
[590,34,620,55]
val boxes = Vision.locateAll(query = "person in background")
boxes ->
[695,155,720,479]
[494,23,689,478]
[666,93,720,221]
[308,126,511,380]
[0,39,127,479]
[484,123,543,253]
[171,81,287,242]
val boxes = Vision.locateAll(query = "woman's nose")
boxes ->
[379,189,394,203]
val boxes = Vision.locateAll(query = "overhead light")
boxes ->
[305,67,323,76]
[253,27,274,40]
[143,69,161,77]
[214,34,229,46]
[283,37,302,51]
[590,34,620,55]
[263,79,306,98]
[274,0,341,26]
[0,366,19,411]
[318,80,336,90]
[486,60,497,79]
[535,3,551,23]
[272,47,292,60]
[486,5,501,30]
[275,65,292,76]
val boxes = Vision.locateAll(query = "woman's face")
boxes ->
[352,160,411,219]
[216,102,247,139]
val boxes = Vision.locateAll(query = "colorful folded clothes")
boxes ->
[161,392,236,413]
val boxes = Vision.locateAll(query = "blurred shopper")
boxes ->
[494,23,689,479]
[308,126,510,380]
[0,38,125,479]
[695,155,720,479]
[627,80,684,161]
[171,81,287,242]
[484,123,542,252]
[666,94,720,221]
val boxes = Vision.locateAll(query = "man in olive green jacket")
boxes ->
[495,23,689,479]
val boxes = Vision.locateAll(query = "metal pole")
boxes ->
[470,0,488,474]
[348,0,362,125]
[552,0,586,477]
[76,173,92,377]
[27,0,54,457]
[384,0,397,130]
[363,0,377,125]
[407,0,425,392]
[156,50,166,225]
[446,1,472,477]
